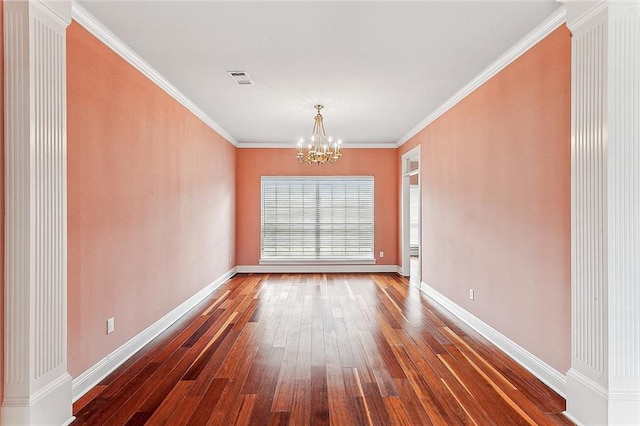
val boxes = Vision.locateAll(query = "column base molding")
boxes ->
[1,373,74,426]
[566,369,608,425]
[566,368,640,425]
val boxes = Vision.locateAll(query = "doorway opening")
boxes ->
[401,146,420,286]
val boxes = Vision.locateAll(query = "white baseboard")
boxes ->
[71,267,237,401]
[236,264,401,274]
[561,411,582,426]
[420,281,567,397]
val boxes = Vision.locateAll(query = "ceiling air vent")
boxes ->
[227,71,254,86]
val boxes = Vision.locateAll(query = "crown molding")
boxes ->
[236,141,398,149]
[397,5,567,147]
[70,1,238,147]
[32,0,72,27]
[565,1,607,32]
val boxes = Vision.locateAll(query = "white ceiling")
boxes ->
[76,1,562,147]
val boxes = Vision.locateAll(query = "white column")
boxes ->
[606,1,640,422]
[2,1,72,425]
[566,1,640,424]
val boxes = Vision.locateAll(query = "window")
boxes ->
[261,176,374,262]
[409,184,420,254]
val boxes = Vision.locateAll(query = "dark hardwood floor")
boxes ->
[72,273,572,425]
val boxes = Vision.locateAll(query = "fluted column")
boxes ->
[566,1,640,424]
[2,1,72,424]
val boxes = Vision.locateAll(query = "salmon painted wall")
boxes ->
[236,149,398,266]
[67,22,236,377]
[399,26,571,373]
[0,0,5,405]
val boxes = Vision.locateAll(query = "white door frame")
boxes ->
[400,146,420,278]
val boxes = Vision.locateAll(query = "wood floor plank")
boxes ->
[461,334,566,413]
[310,366,330,426]
[246,346,285,425]
[123,411,152,426]
[295,318,313,380]
[383,395,417,425]
[182,322,235,382]
[144,380,192,424]
[206,342,261,424]
[187,327,241,396]
[289,379,312,425]
[163,394,201,425]
[439,348,531,425]
[390,348,450,426]
[324,332,357,425]
[392,378,435,425]
[437,352,507,425]
[334,318,356,368]
[349,395,371,425]
[234,394,257,426]
[101,348,190,425]
[361,381,392,425]
[74,362,161,424]
[311,316,326,367]
[72,384,106,413]
[185,377,228,425]
[72,273,573,426]
[359,330,399,397]
[271,288,304,412]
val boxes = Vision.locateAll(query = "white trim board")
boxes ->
[71,268,237,401]
[236,265,401,274]
[70,2,238,147]
[397,6,567,146]
[420,282,567,397]
[236,142,398,149]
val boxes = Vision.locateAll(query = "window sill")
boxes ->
[259,258,376,265]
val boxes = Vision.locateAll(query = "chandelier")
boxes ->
[296,105,342,164]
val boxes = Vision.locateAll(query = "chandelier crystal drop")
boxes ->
[296,105,342,165]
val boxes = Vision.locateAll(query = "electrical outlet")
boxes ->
[107,317,115,334]
[379,251,384,258]
[469,289,474,300]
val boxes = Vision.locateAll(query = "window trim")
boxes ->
[259,175,375,264]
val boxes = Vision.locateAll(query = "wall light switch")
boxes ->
[107,317,115,334]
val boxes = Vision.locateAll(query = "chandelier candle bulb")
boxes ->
[296,104,343,165]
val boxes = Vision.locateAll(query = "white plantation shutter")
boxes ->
[261,176,374,261]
